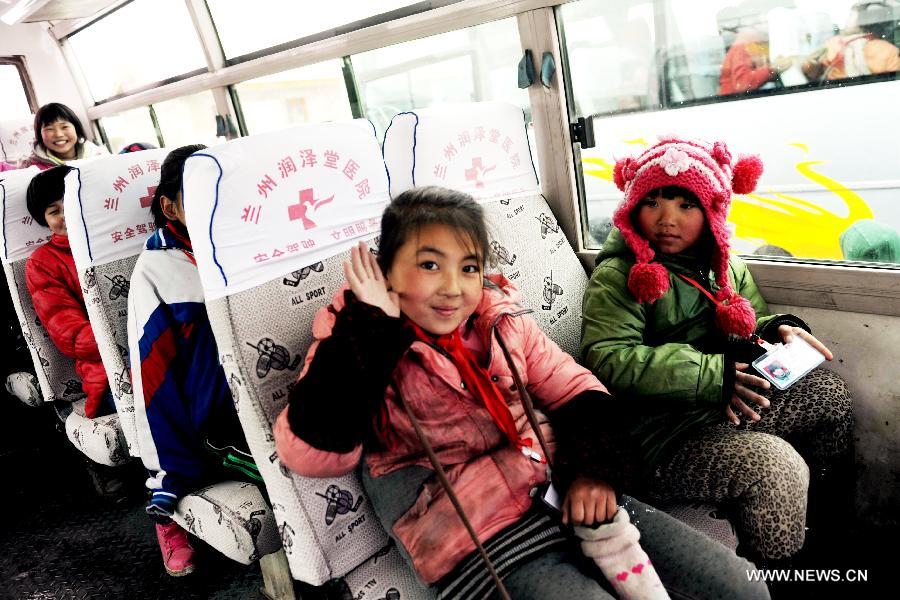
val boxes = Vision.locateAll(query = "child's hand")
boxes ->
[726,363,771,425]
[562,476,616,526]
[343,241,400,318]
[778,325,833,360]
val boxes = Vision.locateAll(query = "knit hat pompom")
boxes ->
[627,262,670,304]
[731,155,764,195]
[713,288,757,337]
[613,157,637,192]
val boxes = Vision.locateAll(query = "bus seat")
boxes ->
[64,150,282,567]
[0,115,36,165]
[382,101,585,358]
[383,102,738,553]
[181,120,426,597]
[0,167,128,467]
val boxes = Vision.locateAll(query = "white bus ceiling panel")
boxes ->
[0,21,87,124]
[767,304,900,529]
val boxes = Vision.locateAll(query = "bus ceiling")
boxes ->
[0,0,121,25]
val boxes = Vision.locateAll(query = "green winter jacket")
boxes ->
[581,228,793,467]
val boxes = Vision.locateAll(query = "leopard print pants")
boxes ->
[649,368,853,560]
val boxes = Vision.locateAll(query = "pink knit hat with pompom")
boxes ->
[611,136,763,337]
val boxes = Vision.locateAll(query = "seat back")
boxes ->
[0,116,35,165]
[63,149,171,457]
[383,101,587,357]
[182,121,423,597]
[0,167,82,404]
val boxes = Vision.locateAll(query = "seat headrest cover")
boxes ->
[0,116,36,163]
[0,166,47,264]
[63,148,170,269]
[182,120,389,300]
[382,101,539,200]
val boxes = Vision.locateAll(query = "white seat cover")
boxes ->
[183,121,422,586]
[64,149,172,457]
[383,101,585,357]
[1,167,127,466]
[0,116,35,164]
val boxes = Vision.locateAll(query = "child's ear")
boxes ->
[160,195,178,221]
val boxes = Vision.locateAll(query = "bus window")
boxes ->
[233,60,353,135]
[0,60,33,120]
[100,107,159,153]
[206,0,427,60]
[66,0,207,101]
[350,17,529,137]
[562,0,900,266]
[153,91,220,148]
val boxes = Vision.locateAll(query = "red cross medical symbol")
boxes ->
[139,185,157,208]
[464,157,496,189]
[288,188,334,230]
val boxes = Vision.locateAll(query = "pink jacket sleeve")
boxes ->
[273,407,362,478]
[514,314,608,413]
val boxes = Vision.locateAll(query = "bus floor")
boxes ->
[0,397,265,600]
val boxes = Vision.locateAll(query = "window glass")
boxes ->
[563,0,900,265]
[207,0,427,59]
[0,64,32,120]
[153,91,221,148]
[351,17,529,136]
[67,0,207,100]
[101,107,158,154]
[234,60,353,135]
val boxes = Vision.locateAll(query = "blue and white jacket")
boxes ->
[127,222,233,514]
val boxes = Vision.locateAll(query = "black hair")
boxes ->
[377,186,492,275]
[34,103,87,152]
[26,165,72,226]
[119,142,158,154]
[150,144,207,228]
[643,185,701,205]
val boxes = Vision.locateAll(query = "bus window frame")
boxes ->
[0,56,38,116]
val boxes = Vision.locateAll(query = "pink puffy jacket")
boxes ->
[275,276,607,583]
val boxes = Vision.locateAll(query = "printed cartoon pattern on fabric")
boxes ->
[336,545,431,600]
[206,247,390,584]
[172,481,281,565]
[481,195,585,358]
[6,261,82,403]
[0,116,36,164]
[80,257,140,457]
[64,398,129,466]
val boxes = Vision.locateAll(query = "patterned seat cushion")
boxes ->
[173,481,282,565]
[64,399,130,466]
[0,115,35,164]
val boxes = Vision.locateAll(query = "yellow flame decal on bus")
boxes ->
[583,144,874,259]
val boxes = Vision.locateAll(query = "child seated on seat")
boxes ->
[580,137,854,562]
[127,145,262,577]
[275,186,768,600]
[19,103,107,170]
[25,165,113,419]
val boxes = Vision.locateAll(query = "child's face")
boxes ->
[40,119,78,160]
[386,223,483,336]
[635,193,705,254]
[44,199,67,236]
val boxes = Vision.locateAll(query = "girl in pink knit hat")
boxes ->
[581,136,854,563]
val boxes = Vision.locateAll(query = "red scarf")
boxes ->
[410,322,542,462]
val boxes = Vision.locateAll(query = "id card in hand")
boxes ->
[752,336,825,390]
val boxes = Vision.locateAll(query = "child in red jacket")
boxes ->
[25,165,113,418]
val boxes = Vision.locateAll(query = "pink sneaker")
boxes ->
[155,522,196,576]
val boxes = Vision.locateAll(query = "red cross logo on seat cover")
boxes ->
[288,188,334,230]
[139,185,157,208]
[464,157,496,189]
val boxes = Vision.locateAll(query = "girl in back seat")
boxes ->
[18,103,107,170]
[275,186,768,600]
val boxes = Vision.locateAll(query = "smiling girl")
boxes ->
[275,186,768,599]
[19,103,107,170]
